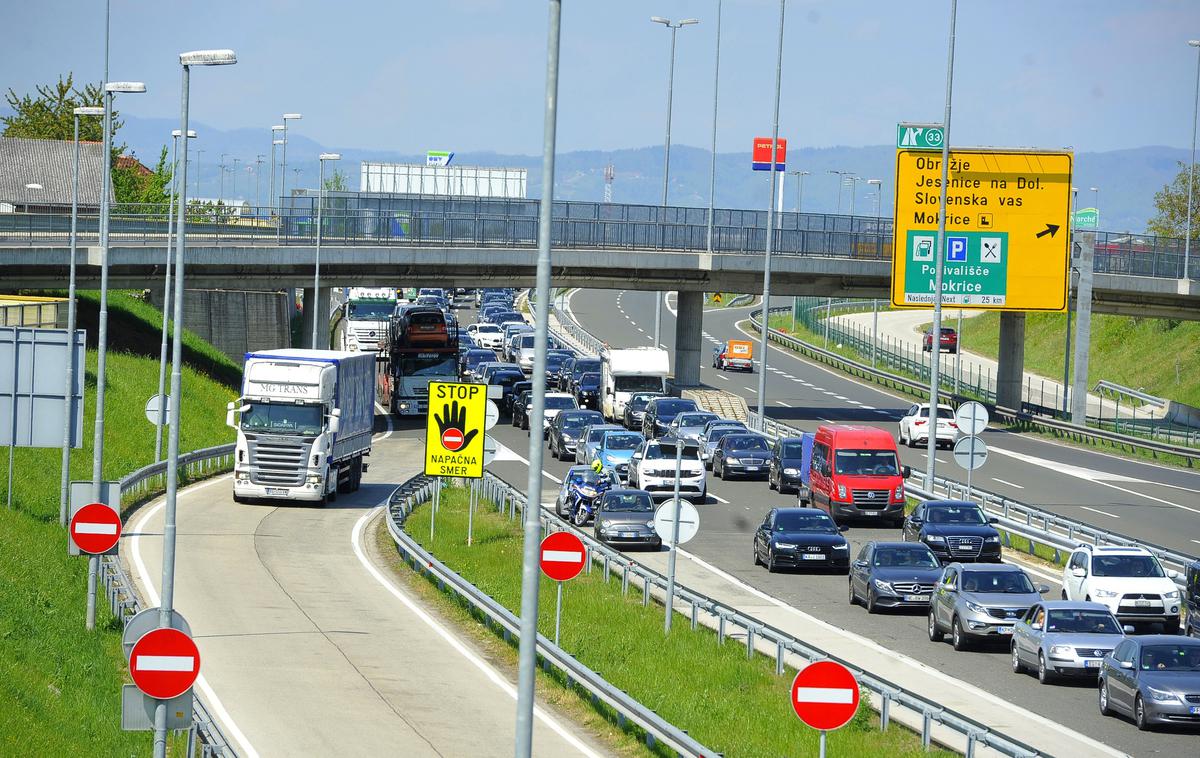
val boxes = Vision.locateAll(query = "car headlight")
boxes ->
[1093,588,1119,598]
[562,434,575,442]
[725,457,742,465]
[645,520,655,528]
[894,485,905,499]
[235,471,250,481]
[925,534,946,543]
[1163,590,1180,601]
[1048,645,1074,659]
[600,520,612,529]
[832,544,848,550]
[1146,687,1179,703]
[984,536,1000,543]
[774,542,797,550]
[873,579,893,593]
[783,467,799,475]
[965,601,987,614]
[836,484,847,499]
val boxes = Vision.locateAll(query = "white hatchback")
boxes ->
[898,403,959,448]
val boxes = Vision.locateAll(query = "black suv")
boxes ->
[574,372,601,410]
[487,369,526,415]
[548,409,605,461]
[623,392,664,430]
[561,357,600,394]
[511,388,533,429]
[641,397,699,439]
[903,500,1001,563]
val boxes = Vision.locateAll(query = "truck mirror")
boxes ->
[902,465,912,479]
[328,413,341,434]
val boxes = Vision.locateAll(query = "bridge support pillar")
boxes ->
[300,288,332,349]
[995,311,1025,410]
[673,290,703,388]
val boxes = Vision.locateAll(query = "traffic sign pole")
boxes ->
[664,440,684,633]
[554,581,563,646]
[430,477,441,543]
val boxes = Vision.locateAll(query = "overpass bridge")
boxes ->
[2,195,1197,398]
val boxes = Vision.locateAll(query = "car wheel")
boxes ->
[714,461,722,479]
[848,580,857,605]
[753,544,761,567]
[766,549,777,573]
[768,474,777,491]
[1037,652,1055,685]
[865,589,878,614]
[1011,644,1025,674]
[1134,695,1151,732]
[1060,589,1067,600]
[951,617,970,651]
[928,610,944,642]
[1098,679,1113,716]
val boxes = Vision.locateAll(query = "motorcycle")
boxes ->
[569,474,612,527]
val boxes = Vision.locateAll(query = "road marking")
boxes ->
[860,405,875,411]
[716,374,729,381]
[374,403,393,441]
[778,401,792,407]
[351,510,600,758]
[795,687,854,704]
[823,391,837,396]
[1080,506,1120,519]
[848,400,863,406]
[990,478,1024,489]
[1192,540,1200,546]
[835,395,848,401]
[709,493,730,504]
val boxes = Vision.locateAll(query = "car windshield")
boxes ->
[630,395,658,411]
[774,512,837,533]
[240,402,323,436]
[780,442,805,458]
[603,492,654,513]
[1044,610,1122,634]
[873,547,940,568]
[492,372,523,387]
[348,301,393,320]
[573,360,601,376]
[1092,555,1166,578]
[567,469,613,487]
[603,433,641,451]
[546,354,569,369]
[834,450,900,476]
[545,396,577,410]
[580,372,600,387]
[726,435,770,452]
[960,571,1035,594]
[519,334,536,348]
[615,375,663,392]
[706,427,740,444]
[656,399,697,415]
[398,355,456,377]
[474,323,500,334]
[1139,644,1200,672]
[644,443,700,461]
[562,414,602,432]
[676,413,718,428]
[587,427,613,443]
[925,505,987,525]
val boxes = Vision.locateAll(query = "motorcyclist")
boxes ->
[570,467,613,526]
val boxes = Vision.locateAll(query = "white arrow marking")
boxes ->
[136,655,196,672]
[542,550,583,563]
[75,522,118,535]
[795,686,855,704]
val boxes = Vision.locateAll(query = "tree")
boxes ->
[2,74,121,147]
[324,169,349,192]
[1147,161,1200,240]
[113,146,173,211]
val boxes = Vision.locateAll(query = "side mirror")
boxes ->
[902,466,912,479]
[988,517,999,524]
[1031,622,1043,631]
[1122,625,1136,634]
[225,401,246,429]
[1037,584,1050,595]
[853,560,868,568]
[1071,567,1086,578]
[1167,569,1182,581]
[838,524,850,532]
[328,414,341,435]
[909,517,923,526]
[1118,660,1134,670]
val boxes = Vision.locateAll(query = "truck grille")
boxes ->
[353,327,383,345]
[247,437,309,486]
[890,582,934,595]
[851,489,891,507]
[946,536,983,557]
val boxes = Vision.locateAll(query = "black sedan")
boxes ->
[574,371,602,410]
[903,500,1002,563]
[767,436,808,494]
[594,489,661,550]
[711,433,772,480]
[848,541,943,613]
[511,389,533,429]
[753,508,850,573]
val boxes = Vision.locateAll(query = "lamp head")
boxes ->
[171,129,198,138]
[283,113,302,120]
[319,153,342,161]
[272,124,286,131]
[180,49,237,66]
[105,81,146,93]
[679,18,700,26]
[73,106,104,116]
[1189,39,1200,47]
[650,16,669,25]
[273,139,286,145]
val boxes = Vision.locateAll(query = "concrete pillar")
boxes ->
[301,287,316,349]
[1070,234,1095,425]
[995,311,1026,410]
[314,287,331,350]
[673,290,703,388]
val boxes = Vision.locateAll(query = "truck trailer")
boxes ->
[601,346,670,422]
[388,305,460,415]
[228,349,375,504]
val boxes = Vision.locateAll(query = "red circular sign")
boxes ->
[441,428,465,451]
[129,627,201,700]
[790,661,860,731]
[539,531,586,582]
[69,502,122,554]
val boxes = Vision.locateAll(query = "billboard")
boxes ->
[752,137,787,171]
[359,162,527,199]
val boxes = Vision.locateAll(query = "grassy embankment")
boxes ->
[0,291,238,755]
[398,485,954,758]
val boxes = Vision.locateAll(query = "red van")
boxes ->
[798,425,910,527]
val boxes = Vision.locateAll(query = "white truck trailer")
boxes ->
[228,349,375,504]
[601,347,670,422]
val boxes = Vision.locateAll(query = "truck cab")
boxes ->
[601,347,670,422]
[338,287,397,354]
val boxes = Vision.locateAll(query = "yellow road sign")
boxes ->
[712,293,723,304]
[424,382,486,478]
[891,148,1073,312]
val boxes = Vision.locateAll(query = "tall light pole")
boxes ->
[194,148,204,197]
[1185,40,1200,280]
[232,157,241,199]
[254,154,264,211]
[790,170,809,212]
[846,175,862,216]
[156,49,236,758]
[154,128,196,463]
[89,80,145,629]
[279,113,302,239]
[60,105,103,526]
[218,152,229,202]
[828,169,854,214]
[867,178,883,367]
[754,0,787,420]
[312,152,341,348]
[650,15,699,348]
[705,0,723,254]
[1089,186,1100,225]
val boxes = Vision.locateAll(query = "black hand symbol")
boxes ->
[435,399,478,449]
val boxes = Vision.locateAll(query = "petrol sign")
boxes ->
[539,531,586,582]
[128,627,201,700]
[891,148,1073,312]
[69,502,121,555]
[751,137,787,171]
[790,660,860,731]
[424,382,486,478]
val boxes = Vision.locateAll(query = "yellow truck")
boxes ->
[712,339,754,372]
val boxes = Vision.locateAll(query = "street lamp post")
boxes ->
[828,170,856,214]
[194,148,204,197]
[846,175,862,216]
[254,154,264,211]
[312,153,341,348]
[155,49,236,758]
[1089,186,1100,225]
[59,105,103,526]
[232,157,241,199]
[88,80,145,631]
[218,152,229,203]
[650,15,699,349]
[279,113,302,240]
[705,0,723,255]
[1185,40,1200,280]
[867,178,883,368]
[270,125,285,222]
[790,170,809,212]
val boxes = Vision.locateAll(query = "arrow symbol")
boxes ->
[1035,224,1060,239]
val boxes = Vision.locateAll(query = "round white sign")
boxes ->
[484,400,500,431]
[482,434,498,466]
[653,499,700,545]
[144,394,171,426]
[954,401,989,436]
[952,435,989,471]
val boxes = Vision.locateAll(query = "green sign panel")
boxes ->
[896,123,945,150]
[1074,207,1099,229]
[903,230,1010,306]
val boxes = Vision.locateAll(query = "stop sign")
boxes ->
[69,502,122,555]
[539,531,586,582]
[790,661,860,731]
[129,627,201,700]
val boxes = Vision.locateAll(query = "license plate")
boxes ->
[997,627,1014,635]
[745,466,760,472]
[1134,600,1152,607]
[801,554,824,561]
[861,510,881,516]
[1084,660,1102,669]
[621,532,637,538]
[1190,706,1200,715]
[266,488,288,495]
[903,594,930,602]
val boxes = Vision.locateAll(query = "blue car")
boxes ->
[595,430,645,482]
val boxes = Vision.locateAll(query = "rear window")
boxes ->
[656,399,697,414]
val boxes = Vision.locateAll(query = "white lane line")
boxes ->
[835,395,848,401]
[823,391,837,396]
[1080,506,1120,519]
[374,403,393,441]
[991,478,1024,489]
[848,400,863,406]
[715,374,729,381]
[709,493,730,504]
[860,405,875,410]
[352,510,600,758]
[1192,540,1200,546]
[778,401,792,408]
[130,475,258,758]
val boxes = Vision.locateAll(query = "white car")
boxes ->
[467,323,504,350]
[539,393,579,436]
[1061,546,1182,634]
[627,439,707,502]
[898,403,959,448]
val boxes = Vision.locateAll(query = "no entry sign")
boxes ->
[539,531,586,582]
[69,502,122,555]
[790,660,860,731]
[129,628,201,700]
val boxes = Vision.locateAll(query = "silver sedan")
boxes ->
[1011,600,1129,684]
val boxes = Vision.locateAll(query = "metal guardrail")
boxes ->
[383,475,720,758]
[104,443,238,758]
[402,471,1045,758]
[749,306,1200,465]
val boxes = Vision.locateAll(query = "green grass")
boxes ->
[0,292,237,755]
[954,312,1200,408]
[404,486,952,758]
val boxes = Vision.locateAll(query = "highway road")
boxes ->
[126,415,608,758]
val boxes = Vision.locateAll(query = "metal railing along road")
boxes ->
[2,200,1196,282]
[104,443,238,758]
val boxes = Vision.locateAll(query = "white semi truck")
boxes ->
[337,287,397,354]
[601,347,670,422]
[228,349,376,504]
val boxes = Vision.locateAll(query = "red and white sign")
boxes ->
[539,531,586,582]
[69,502,122,555]
[790,661,860,731]
[751,137,787,171]
[441,428,465,451]
[129,628,201,700]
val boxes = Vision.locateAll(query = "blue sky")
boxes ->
[4,0,1198,155]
